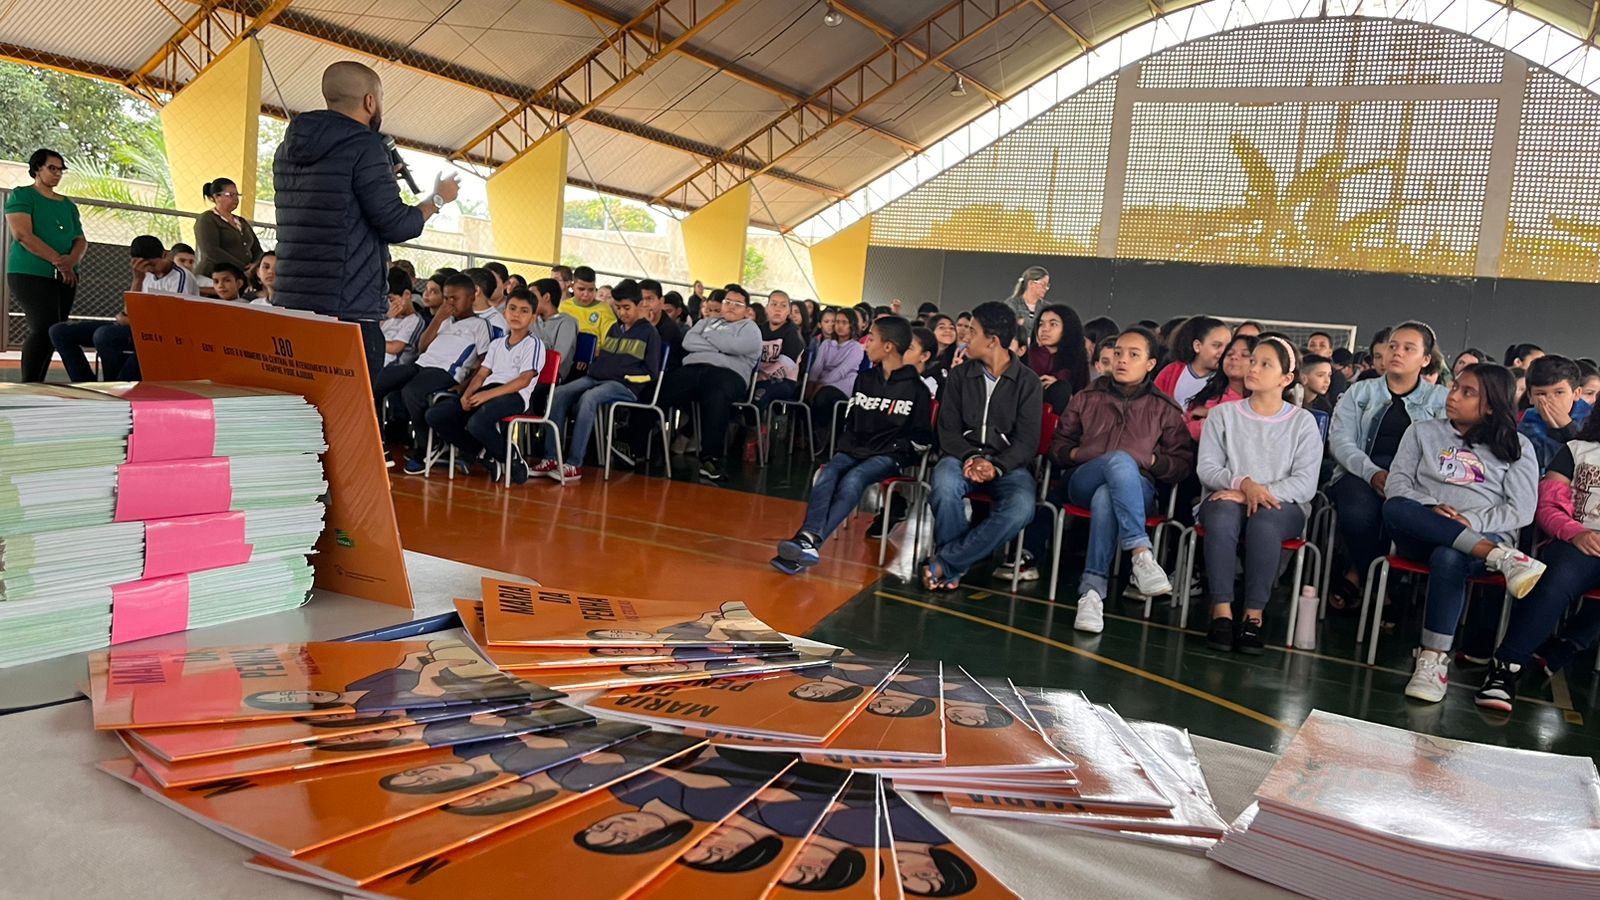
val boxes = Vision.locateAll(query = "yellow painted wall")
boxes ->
[809,214,872,305]
[486,131,568,264]
[161,41,262,218]
[682,182,751,286]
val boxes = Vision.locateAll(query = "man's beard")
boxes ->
[369,110,383,134]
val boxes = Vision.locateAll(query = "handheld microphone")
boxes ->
[382,134,421,195]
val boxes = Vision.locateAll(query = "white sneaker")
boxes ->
[1075,590,1105,634]
[1488,544,1546,599]
[1130,551,1172,596]
[1405,649,1450,703]
[995,553,1040,582]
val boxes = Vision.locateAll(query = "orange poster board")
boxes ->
[125,292,410,608]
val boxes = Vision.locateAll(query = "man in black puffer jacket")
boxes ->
[273,61,459,380]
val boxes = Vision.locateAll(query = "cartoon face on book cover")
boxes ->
[477,579,789,648]
[633,762,852,897]
[89,639,558,729]
[454,598,756,668]
[125,704,594,787]
[768,774,890,898]
[359,746,796,899]
[882,790,1020,898]
[800,660,946,762]
[856,670,1074,773]
[291,731,707,886]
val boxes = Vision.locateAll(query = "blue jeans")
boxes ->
[424,392,528,463]
[1498,539,1600,665]
[1330,473,1388,578]
[801,453,901,543]
[49,320,138,382]
[1199,499,1304,613]
[1382,497,1508,652]
[929,456,1036,577]
[1069,451,1157,597]
[545,377,636,463]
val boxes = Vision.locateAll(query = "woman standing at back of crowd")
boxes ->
[1004,266,1050,336]
[1025,304,1091,412]
[193,177,264,278]
[4,148,84,382]
[1326,321,1448,609]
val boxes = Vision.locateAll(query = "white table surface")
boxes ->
[0,551,528,714]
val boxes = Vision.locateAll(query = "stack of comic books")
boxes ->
[0,381,328,666]
[1209,711,1600,898]
[90,637,1024,898]
[455,580,841,692]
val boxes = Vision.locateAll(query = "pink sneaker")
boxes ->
[531,458,560,480]
[557,464,583,483]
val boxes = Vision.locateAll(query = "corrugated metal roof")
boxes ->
[0,0,199,71]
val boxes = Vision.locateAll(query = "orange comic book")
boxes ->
[124,704,594,787]
[478,579,789,649]
[89,638,557,730]
[454,598,793,669]
[587,654,907,742]
[790,660,945,763]
[882,788,1020,898]
[632,762,851,898]
[343,746,797,900]
[767,774,894,899]
[1011,685,1172,809]
[838,669,1075,775]
[281,731,707,887]
[96,719,652,858]
[126,700,527,763]
[530,654,832,692]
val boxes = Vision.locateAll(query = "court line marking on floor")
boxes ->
[1550,671,1585,726]
[875,590,1296,735]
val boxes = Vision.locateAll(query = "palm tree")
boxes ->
[62,119,180,243]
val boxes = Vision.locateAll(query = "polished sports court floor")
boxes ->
[392,448,1600,761]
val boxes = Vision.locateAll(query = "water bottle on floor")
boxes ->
[1293,585,1319,650]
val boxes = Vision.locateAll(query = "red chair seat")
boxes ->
[1383,553,1505,586]
[1064,503,1168,528]
[1191,524,1306,551]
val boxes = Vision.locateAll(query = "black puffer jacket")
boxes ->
[271,110,424,321]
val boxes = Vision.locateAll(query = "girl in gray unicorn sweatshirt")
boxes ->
[1195,336,1324,654]
[1380,363,1544,705]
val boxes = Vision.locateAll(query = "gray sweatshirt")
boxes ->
[533,312,578,381]
[1386,417,1539,536]
[681,317,762,384]
[1196,400,1324,513]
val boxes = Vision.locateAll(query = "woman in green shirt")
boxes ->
[193,177,263,277]
[4,148,85,382]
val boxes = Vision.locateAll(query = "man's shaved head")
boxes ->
[322,61,383,131]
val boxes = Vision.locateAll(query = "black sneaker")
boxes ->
[699,457,726,481]
[770,555,804,576]
[486,459,504,483]
[866,495,909,539]
[1474,658,1522,713]
[1206,617,1235,652]
[1236,618,1264,655]
[777,534,821,567]
[611,445,636,469]
[509,458,529,485]
[1536,638,1579,676]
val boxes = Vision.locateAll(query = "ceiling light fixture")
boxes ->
[823,4,844,27]
[950,76,967,97]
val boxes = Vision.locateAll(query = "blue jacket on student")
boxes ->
[1519,399,1591,474]
[1328,376,1448,485]
[272,110,425,322]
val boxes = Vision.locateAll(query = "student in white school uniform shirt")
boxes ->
[421,290,546,483]
[465,267,507,340]
[387,274,493,473]
[380,269,424,366]
[49,233,198,383]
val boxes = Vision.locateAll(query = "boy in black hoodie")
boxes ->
[773,317,933,575]
[924,301,1044,591]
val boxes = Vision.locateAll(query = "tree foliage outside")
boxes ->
[564,197,656,232]
[0,62,156,174]
[742,244,767,285]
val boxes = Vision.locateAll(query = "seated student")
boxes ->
[1576,358,1600,409]
[923,301,1042,592]
[1519,355,1591,474]
[807,307,866,428]
[1196,337,1324,653]
[638,278,681,366]
[907,326,940,399]
[754,290,805,410]
[538,279,661,484]
[1047,326,1194,632]
[1155,315,1232,409]
[657,283,762,482]
[169,242,215,294]
[1355,327,1392,381]
[423,289,544,484]
[1331,347,1357,383]
[1299,353,1335,414]
[1233,320,1263,338]
[567,265,617,353]
[1305,331,1334,358]
[772,316,931,575]
[1181,333,1253,442]
[1479,413,1600,711]
[1505,342,1545,372]
[380,268,424,367]
[1092,335,1117,378]
[662,290,687,323]
[50,234,197,382]
[1024,304,1090,412]
[524,278,577,390]
[415,271,448,325]
[1380,363,1542,703]
[1326,321,1448,610]
[390,274,492,473]
[462,267,506,339]
[209,262,248,302]
[1082,315,1119,362]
